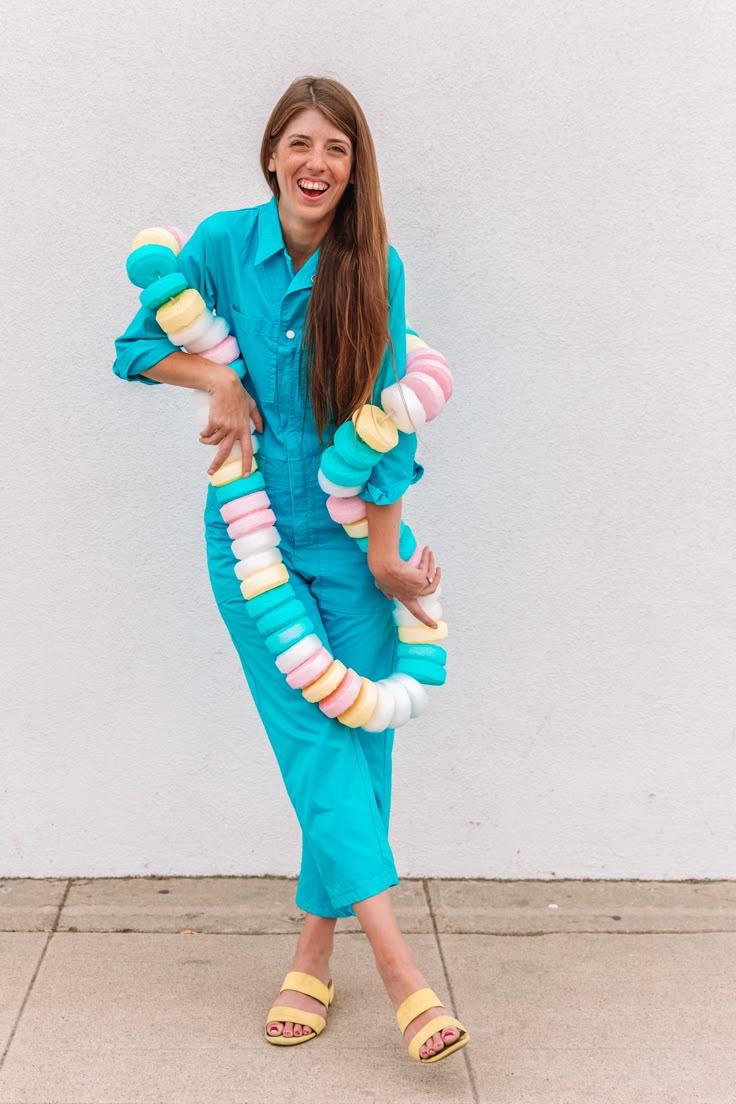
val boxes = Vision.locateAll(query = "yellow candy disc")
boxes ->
[338,677,378,728]
[131,227,181,254]
[397,619,449,645]
[302,660,347,703]
[209,454,258,486]
[343,518,369,539]
[352,404,399,453]
[405,333,429,353]
[239,563,289,600]
[156,289,207,334]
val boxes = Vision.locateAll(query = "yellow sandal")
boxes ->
[264,970,335,1046]
[396,987,470,1063]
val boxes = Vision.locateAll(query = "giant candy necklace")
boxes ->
[125,225,453,731]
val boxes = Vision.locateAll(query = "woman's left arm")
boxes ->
[361,247,439,627]
[365,498,440,626]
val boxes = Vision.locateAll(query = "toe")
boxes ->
[283,1021,294,1037]
[293,1024,303,1036]
[432,1031,445,1051]
[303,1025,312,1035]
[267,1020,283,1036]
[443,1025,460,1044]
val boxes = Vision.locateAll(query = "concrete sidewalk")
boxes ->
[0,878,734,1104]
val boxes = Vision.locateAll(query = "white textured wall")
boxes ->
[2,0,734,878]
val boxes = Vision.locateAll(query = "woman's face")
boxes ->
[268,108,354,231]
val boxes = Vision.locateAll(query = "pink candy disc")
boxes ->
[326,494,368,524]
[407,543,424,568]
[162,225,187,250]
[286,646,334,689]
[219,491,270,524]
[318,667,362,718]
[402,371,446,422]
[406,350,453,401]
[407,347,450,372]
[199,334,241,364]
[227,508,276,541]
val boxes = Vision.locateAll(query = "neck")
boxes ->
[278,200,333,270]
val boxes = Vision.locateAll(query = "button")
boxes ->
[286,329,295,339]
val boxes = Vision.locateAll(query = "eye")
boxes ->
[330,146,347,155]
[290,140,306,147]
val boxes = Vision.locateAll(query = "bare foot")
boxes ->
[379,957,462,1059]
[266,953,332,1040]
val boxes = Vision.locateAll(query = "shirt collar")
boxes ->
[255,194,321,284]
[255,195,285,265]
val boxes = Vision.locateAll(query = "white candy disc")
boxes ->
[380,382,427,434]
[317,468,364,497]
[231,547,283,576]
[388,672,429,718]
[230,528,281,562]
[231,529,279,559]
[185,314,230,354]
[419,582,442,602]
[169,310,213,348]
[360,682,396,732]
[276,633,323,674]
[392,597,443,627]
[379,677,412,727]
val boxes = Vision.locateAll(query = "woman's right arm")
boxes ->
[140,352,263,477]
[112,216,262,476]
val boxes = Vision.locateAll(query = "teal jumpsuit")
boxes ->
[113,196,424,917]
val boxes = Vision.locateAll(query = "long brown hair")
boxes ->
[260,76,395,442]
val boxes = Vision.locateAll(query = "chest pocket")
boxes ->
[228,308,278,405]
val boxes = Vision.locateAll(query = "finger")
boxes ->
[405,597,438,630]
[239,428,253,479]
[426,549,436,581]
[208,432,236,476]
[421,564,442,595]
[249,397,264,435]
[200,427,229,444]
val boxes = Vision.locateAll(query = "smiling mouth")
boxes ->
[297,179,330,199]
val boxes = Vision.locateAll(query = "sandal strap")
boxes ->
[266,1004,326,1034]
[280,970,330,1006]
[407,1014,465,1061]
[396,987,444,1034]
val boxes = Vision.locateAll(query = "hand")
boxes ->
[199,370,264,477]
[369,546,441,629]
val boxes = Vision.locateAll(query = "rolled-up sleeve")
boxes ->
[112,217,218,385]
[358,247,425,505]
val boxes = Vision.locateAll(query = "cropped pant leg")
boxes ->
[294,520,400,916]
[203,485,400,916]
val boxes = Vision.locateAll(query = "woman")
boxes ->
[113,75,469,1065]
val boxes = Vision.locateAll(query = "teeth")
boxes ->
[299,180,328,192]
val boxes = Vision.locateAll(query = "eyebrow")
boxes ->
[287,132,351,147]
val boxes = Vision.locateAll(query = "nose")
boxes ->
[305,145,328,174]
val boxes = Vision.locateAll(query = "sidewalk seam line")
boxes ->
[423,878,480,1104]
[0,880,71,1074]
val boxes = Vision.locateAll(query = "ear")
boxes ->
[268,155,276,172]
